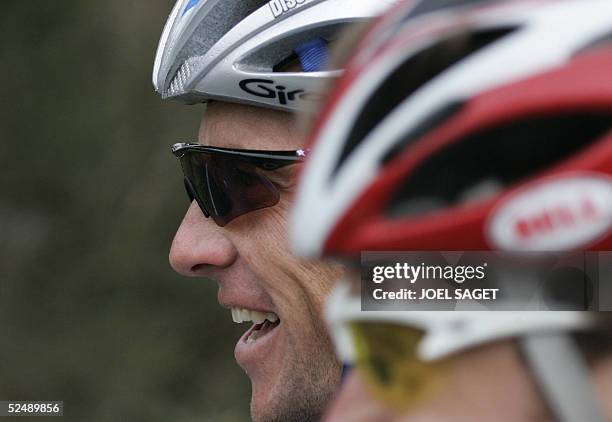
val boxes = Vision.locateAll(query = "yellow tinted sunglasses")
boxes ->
[349,322,449,410]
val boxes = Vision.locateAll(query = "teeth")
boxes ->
[252,311,267,324]
[230,308,279,324]
[231,308,240,323]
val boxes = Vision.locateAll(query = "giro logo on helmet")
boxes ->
[239,79,320,105]
[269,0,308,18]
[488,175,612,251]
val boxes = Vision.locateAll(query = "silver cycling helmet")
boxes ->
[152,0,398,111]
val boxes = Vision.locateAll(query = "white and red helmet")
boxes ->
[292,0,612,258]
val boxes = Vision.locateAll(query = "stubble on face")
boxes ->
[201,102,345,422]
[236,187,344,422]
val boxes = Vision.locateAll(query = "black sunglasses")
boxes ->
[171,143,308,226]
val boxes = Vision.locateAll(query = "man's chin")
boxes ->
[250,382,283,422]
[249,379,330,422]
[234,318,341,422]
[234,321,287,420]
[246,353,341,422]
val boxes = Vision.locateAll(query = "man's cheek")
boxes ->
[239,208,300,283]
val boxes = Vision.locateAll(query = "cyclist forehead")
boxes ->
[198,101,303,151]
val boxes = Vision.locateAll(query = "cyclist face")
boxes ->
[323,284,551,422]
[169,101,343,422]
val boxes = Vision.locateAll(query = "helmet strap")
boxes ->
[520,333,605,422]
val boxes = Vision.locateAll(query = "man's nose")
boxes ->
[169,201,238,277]
[324,371,394,422]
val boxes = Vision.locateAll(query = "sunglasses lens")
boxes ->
[350,322,447,410]
[180,152,280,226]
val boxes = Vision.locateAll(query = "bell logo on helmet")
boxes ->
[514,198,598,240]
[239,79,321,105]
[488,175,612,251]
[268,0,308,18]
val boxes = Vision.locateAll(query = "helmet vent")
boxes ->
[240,22,347,72]
[188,0,268,53]
[165,61,192,99]
[333,26,517,178]
[382,100,464,165]
[386,112,612,218]
[167,0,268,93]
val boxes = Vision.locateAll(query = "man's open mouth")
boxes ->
[231,308,281,344]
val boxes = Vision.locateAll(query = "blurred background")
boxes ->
[0,1,250,420]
